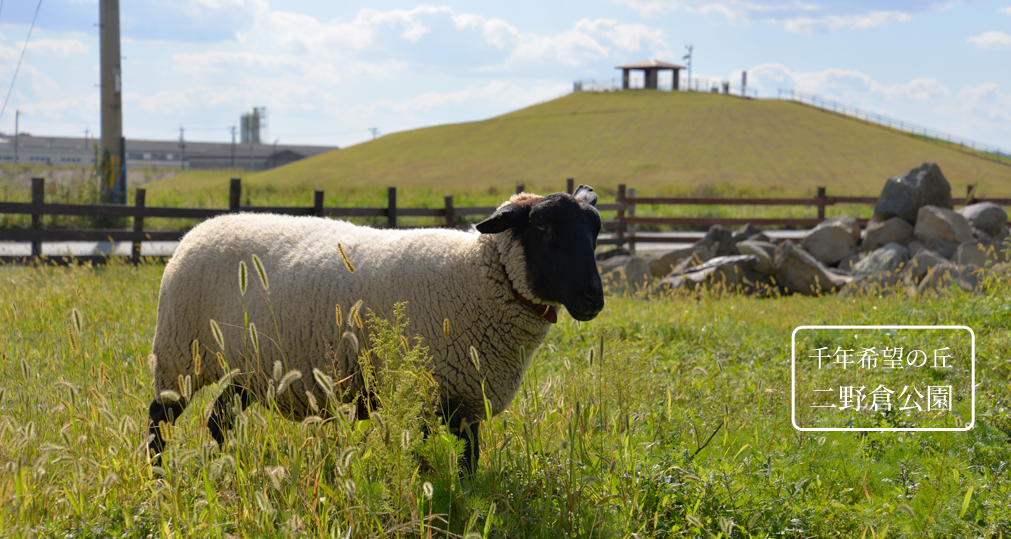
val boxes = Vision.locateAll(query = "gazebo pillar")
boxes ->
[622,68,630,90]
[645,68,658,89]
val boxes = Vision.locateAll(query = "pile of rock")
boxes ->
[597,163,1009,297]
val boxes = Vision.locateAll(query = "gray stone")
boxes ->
[736,240,776,275]
[837,272,903,297]
[852,243,909,277]
[773,241,852,296]
[836,251,868,274]
[913,205,974,245]
[955,239,1008,269]
[918,265,977,294]
[693,224,739,257]
[649,245,710,278]
[747,232,772,243]
[656,255,769,294]
[958,202,1008,236]
[900,249,949,284]
[595,247,630,261]
[801,215,859,265]
[670,248,714,275]
[599,256,652,294]
[732,223,764,242]
[874,162,953,223]
[863,217,914,251]
[906,240,926,257]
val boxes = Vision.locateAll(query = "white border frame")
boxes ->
[791,325,975,432]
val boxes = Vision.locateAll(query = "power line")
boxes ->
[0,0,44,126]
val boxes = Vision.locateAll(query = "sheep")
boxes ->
[147,185,604,473]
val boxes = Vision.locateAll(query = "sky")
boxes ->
[0,0,1008,151]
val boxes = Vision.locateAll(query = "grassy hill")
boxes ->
[145,91,1011,199]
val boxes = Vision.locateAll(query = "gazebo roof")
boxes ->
[615,59,685,70]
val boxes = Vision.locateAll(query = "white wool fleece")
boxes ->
[150,212,553,420]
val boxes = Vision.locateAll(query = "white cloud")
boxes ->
[749,63,950,101]
[347,81,568,116]
[611,0,930,33]
[958,83,1011,121]
[968,31,1011,50]
[1000,6,1011,14]
[21,38,89,57]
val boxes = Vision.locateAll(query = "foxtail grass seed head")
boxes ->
[238,260,248,296]
[251,254,269,292]
[249,323,260,355]
[216,352,228,372]
[423,481,433,499]
[469,346,481,372]
[587,346,596,366]
[70,308,83,336]
[401,429,411,450]
[192,340,202,376]
[277,370,302,396]
[347,300,363,329]
[20,356,30,380]
[344,479,356,498]
[159,390,181,403]
[355,311,363,329]
[181,375,192,400]
[342,331,359,354]
[65,321,79,354]
[443,318,450,339]
[335,304,342,327]
[312,368,334,398]
[338,243,355,274]
[210,319,225,350]
[305,391,319,413]
[272,360,282,382]
[341,447,356,468]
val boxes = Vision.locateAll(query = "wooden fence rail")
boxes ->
[2,176,1008,264]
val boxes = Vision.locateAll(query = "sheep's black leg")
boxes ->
[456,421,480,475]
[353,392,379,420]
[207,383,249,447]
[147,399,186,465]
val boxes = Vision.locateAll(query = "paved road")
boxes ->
[0,230,811,259]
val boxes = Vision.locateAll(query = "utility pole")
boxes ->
[14,111,19,165]
[249,130,254,171]
[369,127,379,140]
[100,0,124,203]
[179,126,186,170]
[230,124,236,168]
[682,45,693,92]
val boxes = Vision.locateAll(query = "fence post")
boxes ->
[387,187,397,228]
[444,195,454,228]
[566,178,574,194]
[516,183,525,194]
[230,178,241,212]
[132,188,145,265]
[31,177,44,258]
[627,188,636,255]
[314,190,324,217]
[616,184,626,249]
[816,186,826,220]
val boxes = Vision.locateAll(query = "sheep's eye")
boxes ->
[535,224,548,232]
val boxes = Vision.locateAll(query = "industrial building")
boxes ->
[0,134,337,171]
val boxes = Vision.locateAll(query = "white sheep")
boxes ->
[147,186,604,472]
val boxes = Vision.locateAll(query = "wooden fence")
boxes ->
[1,177,1008,264]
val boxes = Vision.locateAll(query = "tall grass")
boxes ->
[1,259,1010,537]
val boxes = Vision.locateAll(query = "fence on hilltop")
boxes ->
[1,177,1008,264]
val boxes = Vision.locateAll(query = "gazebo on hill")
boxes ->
[616,59,685,90]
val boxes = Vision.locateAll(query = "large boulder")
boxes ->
[837,272,903,297]
[656,255,768,294]
[735,240,777,275]
[918,265,977,294]
[955,239,1008,269]
[732,223,764,242]
[852,243,909,277]
[862,217,914,251]
[773,241,852,295]
[800,216,859,265]
[836,251,868,274]
[958,202,1008,236]
[598,256,652,294]
[914,205,974,245]
[900,249,949,284]
[874,163,953,223]
[693,224,739,257]
[649,245,711,277]
[670,248,714,275]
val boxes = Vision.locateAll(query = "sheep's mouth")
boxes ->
[566,304,603,321]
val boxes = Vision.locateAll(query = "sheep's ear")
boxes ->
[574,184,597,207]
[476,203,528,234]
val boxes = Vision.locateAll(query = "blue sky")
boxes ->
[0,0,1008,151]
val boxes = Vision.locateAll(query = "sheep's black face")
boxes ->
[476,185,605,321]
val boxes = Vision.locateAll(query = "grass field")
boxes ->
[2,259,1010,538]
[141,91,1011,199]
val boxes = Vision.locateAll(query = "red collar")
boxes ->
[515,292,558,324]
